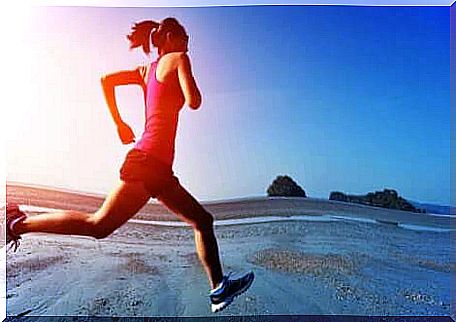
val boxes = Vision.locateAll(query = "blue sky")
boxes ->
[7,5,451,205]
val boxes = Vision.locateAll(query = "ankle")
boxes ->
[211,276,226,293]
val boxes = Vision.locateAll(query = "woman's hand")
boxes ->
[117,122,136,144]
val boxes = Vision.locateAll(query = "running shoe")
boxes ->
[210,271,255,313]
[5,203,27,252]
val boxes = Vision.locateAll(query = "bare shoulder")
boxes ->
[168,51,188,60]
[162,52,190,69]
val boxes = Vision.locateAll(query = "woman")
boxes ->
[6,17,254,313]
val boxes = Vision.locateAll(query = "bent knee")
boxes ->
[87,215,114,239]
[92,228,112,240]
[193,211,214,232]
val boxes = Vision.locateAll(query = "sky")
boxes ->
[5,5,452,205]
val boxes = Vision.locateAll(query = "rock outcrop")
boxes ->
[267,175,307,198]
[329,189,425,213]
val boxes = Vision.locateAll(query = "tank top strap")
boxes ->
[145,59,158,85]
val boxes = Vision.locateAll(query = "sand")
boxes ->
[3,184,455,318]
[5,219,454,317]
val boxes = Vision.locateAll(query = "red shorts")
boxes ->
[119,148,180,199]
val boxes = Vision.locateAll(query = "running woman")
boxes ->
[6,17,254,313]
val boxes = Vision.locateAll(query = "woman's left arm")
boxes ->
[177,53,202,110]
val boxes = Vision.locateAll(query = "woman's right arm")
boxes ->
[100,68,144,144]
[100,68,143,126]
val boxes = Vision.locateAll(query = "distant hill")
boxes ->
[329,189,424,213]
[328,188,454,216]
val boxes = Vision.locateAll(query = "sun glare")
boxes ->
[0,4,32,322]
[3,2,33,186]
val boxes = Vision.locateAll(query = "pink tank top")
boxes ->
[134,56,185,167]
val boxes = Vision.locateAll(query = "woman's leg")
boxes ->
[13,181,151,239]
[156,183,224,289]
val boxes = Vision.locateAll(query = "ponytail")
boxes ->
[127,18,188,55]
[127,20,159,55]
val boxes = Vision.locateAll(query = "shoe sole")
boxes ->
[211,272,255,313]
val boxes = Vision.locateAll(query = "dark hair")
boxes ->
[127,17,187,55]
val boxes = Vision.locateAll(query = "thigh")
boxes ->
[92,180,151,232]
[157,181,212,227]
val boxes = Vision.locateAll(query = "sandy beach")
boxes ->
[3,184,455,318]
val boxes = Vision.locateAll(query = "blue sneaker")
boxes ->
[5,203,27,252]
[209,271,255,313]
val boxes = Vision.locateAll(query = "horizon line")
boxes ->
[5,181,455,207]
